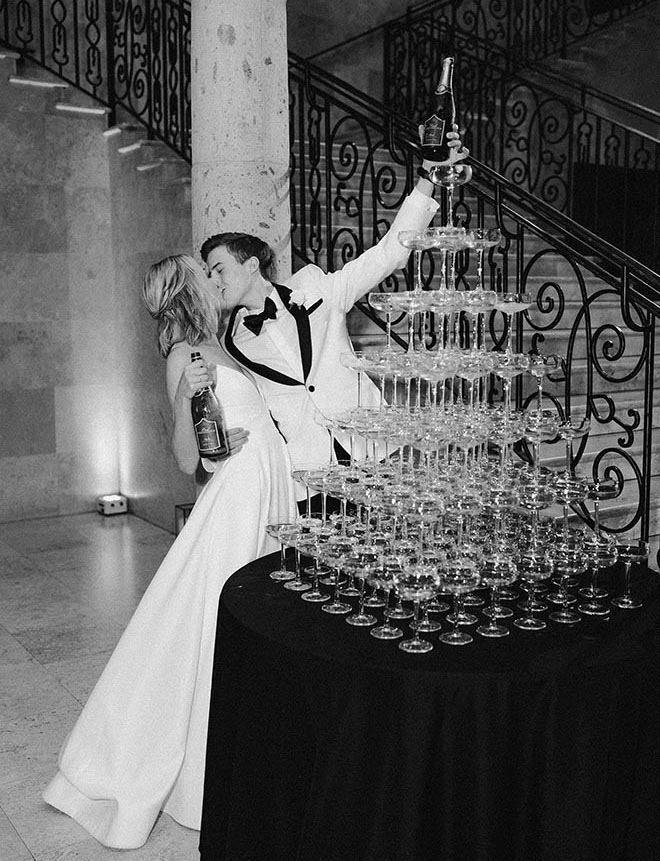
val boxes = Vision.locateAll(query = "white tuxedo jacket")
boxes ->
[223,188,439,498]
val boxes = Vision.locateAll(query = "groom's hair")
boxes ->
[200,232,278,282]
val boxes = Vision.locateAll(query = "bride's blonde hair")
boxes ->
[142,254,219,357]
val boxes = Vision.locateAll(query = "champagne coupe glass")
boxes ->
[291,465,312,517]
[418,544,451,618]
[300,462,333,522]
[494,292,533,354]
[554,411,591,533]
[410,544,446,634]
[438,557,482,646]
[398,229,433,293]
[291,526,326,602]
[393,563,441,653]
[338,351,368,410]
[379,531,416,621]
[464,288,498,351]
[522,408,560,488]
[578,532,617,616]
[388,292,428,354]
[291,463,331,527]
[336,518,364,598]
[397,230,432,351]
[527,353,560,411]
[476,556,517,638]
[489,413,526,490]
[554,473,589,539]
[465,227,502,291]
[427,163,472,227]
[319,534,354,615]
[345,543,380,627]
[548,529,587,624]
[368,557,405,640]
[578,476,619,601]
[611,538,650,610]
[421,226,467,292]
[453,351,487,413]
[367,291,397,354]
[283,523,314,593]
[494,352,530,420]
[265,521,299,581]
[558,411,591,478]
[514,548,554,630]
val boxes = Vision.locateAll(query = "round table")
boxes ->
[199,553,660,861]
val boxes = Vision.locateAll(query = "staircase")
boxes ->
[379,0,660,272]
[289,55,660,557]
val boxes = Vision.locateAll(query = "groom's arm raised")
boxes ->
[287,129,468,311]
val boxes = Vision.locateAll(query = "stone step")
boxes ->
[542,437,660,477]
[54,102,110,118]
[102,122,141,138]
[164,175,191,186]
[8,74,68,90]
[516,326,658,362]
[553,57,591,73]
[116,138,167,155]
[576,45,608,59]
[136,157,186,173]
[0,52,19,77]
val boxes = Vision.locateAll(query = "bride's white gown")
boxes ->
[42,365,296,849]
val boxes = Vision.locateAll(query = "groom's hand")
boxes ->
[418,122,469,170]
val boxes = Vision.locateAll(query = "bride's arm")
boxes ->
[167,351,206,474]
[166,352,250,475]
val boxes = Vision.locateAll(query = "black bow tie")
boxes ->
[242,297,278,335]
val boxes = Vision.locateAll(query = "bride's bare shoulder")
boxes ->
[166,342,192,372]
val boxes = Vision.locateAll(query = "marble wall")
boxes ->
[106,137,196,530]
[0,66,195,531]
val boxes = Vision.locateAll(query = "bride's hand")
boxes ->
[178,356,214,400]
[203,427,249,465]
[225,426,249,456]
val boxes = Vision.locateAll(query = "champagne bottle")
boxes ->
[190,351,230,459]
[421,56,455,162]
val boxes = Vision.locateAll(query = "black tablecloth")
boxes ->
[199,554,660,861]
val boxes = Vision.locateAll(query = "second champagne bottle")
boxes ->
[190,351,230,460]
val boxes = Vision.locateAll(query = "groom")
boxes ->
[200,136,467,499]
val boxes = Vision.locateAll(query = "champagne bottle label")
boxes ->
[194,418,223,453]
[422,115,446,146]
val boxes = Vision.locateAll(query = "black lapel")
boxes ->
[223,305,303,387]
[307,298,323,315]
[275,285,313,382]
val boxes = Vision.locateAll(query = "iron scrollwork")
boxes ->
[0,0,191,160]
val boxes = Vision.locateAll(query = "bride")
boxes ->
[42,254,296,848]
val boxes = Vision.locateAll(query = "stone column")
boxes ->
[191,0,291,274]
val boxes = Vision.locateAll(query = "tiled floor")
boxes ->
[0,512,204,860]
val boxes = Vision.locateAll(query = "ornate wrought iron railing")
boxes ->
[381,0,656,91]
[385,24,660,270]
[289,53,660,540]
[0,0,191,160]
